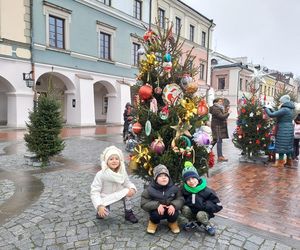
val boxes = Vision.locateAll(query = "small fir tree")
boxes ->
[128,21,212,183]
[232,70,273,159]
[24,94,65,165]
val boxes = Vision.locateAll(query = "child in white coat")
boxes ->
[90,145,138,223]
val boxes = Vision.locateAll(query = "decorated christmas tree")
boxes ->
[232,68,273,159]
[128,21,213,183]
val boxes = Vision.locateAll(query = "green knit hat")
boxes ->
[182,161,200,182]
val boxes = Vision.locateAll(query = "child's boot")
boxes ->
[205,224,216,236]
[168,221,180,234]
[125,209,138,223]
[147,220,158,234]
[272,159,285,167]
[285,158,293,167]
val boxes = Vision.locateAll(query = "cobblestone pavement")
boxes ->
[0,127,299,249]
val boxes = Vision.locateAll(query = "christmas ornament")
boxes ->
[180,74,193,89]
[162,83,183,105]
[241,108,246,113]
[132,145,152,174]
[145,120,152,136]
[159,105,169,120]
[171,135,193,157]
[149,98,158,113]
[132,122,142,134]
[163,61,172,78]
[139,84,153,100]
[180,98,197,120]
[170,118,192,137]
[249,112,254,117]
[185,81,198,94]
[192,129,211,146]
[137,47,145,55]
[129,159,138,171]
[208,151,215,168]
[154,86,162,94]
[125,138,138,152]
[150,137,165,154]
[197,99,209,116]
[163,53,171,62]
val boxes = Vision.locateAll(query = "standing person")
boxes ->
[90,146,138,223]
[293,113,300,161]
[123,103,133,142]
[141,164,184,234]
[181,161,223,236]
[264,94,295,167]
[209,98,230,162]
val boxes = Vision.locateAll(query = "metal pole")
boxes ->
[149,0,152,29]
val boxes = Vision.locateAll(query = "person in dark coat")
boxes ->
[123,103,133,141]
[264,94,295,167]
[209,98,230,162]
[141,164,184,234]
[293,113,300,161]
[181,161,223,236]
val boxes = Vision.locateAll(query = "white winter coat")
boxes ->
[90,161,137,210]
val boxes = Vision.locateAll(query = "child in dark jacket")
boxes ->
[181,161,223,236]
[141,164,184,234]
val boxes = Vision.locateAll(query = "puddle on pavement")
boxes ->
[2,142,26,155]
[0,170,44,225]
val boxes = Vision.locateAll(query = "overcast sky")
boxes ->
[182,0,300,77]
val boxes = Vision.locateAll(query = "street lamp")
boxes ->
[23,71,34,88]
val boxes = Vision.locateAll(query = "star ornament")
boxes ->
[250,67,268,85]
[170,118,192,138]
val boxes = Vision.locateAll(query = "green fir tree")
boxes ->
[129,21,211,183]
[232,75,273,159]
[24,94,65,166]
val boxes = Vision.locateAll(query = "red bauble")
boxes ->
[139,84,153,100]
[197,100,208,116]
[132,122,142,134]
[151,139,165,155]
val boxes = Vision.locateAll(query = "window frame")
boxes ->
[99,0,111,6]
[175,17,181,35]
[189,25,195,42]
[133,0,142,20]
[218,77,225,90]
[132,42,141,67]
[199,63,205,80]
[97,22,116,61]
[158,8,165,29]
[201,31,206,47]
[44,4,71,50]
[239,78,243,91]
[49,15,65,49]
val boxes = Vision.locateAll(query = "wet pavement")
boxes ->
[0,122,299,249]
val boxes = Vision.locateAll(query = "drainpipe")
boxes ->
[29,0,37,110]
[236,63,243,113]
[149,0,152,29]
[206,19,213,102]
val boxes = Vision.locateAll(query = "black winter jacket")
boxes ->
[182,180,223,218]
[141,180,184,212]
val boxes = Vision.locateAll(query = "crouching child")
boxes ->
[90,146,138,223]
[141,164,184,234]
[181,161,223,236]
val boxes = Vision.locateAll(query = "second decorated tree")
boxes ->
[232,68,273,159]
[129,21,213,184]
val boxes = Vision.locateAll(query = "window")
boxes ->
[218,78,225,90]
[268,86,270,96]
[187,60,193,72]
[103,96,108,114]
[44,3,71,50]
[99,0,111,5]
[201,31,206,47]
[175,17,181,35]
[199,63,205,80]
[133,0,142,20]
[245,80,248,91]
[100,32,111,60]
[132,42,140,66]
[158,8,165,29]
[189,25,194,42]
[49,15,65,49]
[264,85,266,94]
[239,78,243,90]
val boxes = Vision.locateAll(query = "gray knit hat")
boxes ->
[153,164,169,180]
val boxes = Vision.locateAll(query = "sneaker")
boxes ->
[183,221,197,231]
[218,156,228,162]
[125,210,138,223]
[205,225,216,236]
